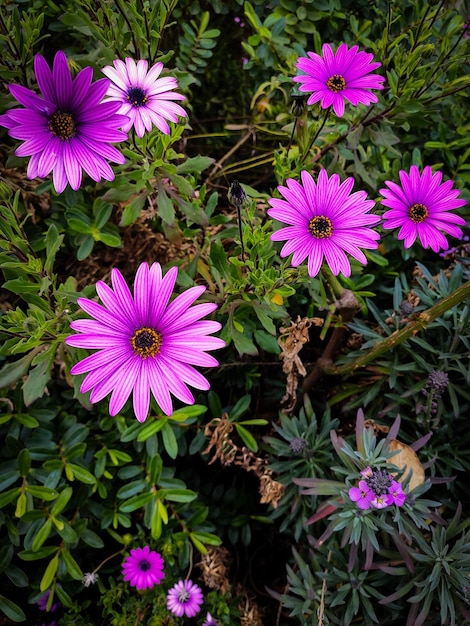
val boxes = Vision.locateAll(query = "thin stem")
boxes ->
[301,106,331,164]
[92,548,124,574]
[115,0,140,57]
[286,117,298,153]
[410,2,432,53]
[326,279,470,377]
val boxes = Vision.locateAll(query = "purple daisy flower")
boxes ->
[349,480,375,510]
[122,546,165,590]
[385,480,406,507]
[0,51,128,193]
[380,165,467,252]
[267,169,380,277]
[293,43,385,117]
[37,590,60,613]
[167,579,204,618]
[65,261,225,422]
[203,612,219,626]
[102,58,187,137]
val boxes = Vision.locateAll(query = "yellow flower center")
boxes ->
[49,111,76,140]
[308,215,333,239]
[408,203,429,223]
[326,74,347,92]
[131,327,162,358]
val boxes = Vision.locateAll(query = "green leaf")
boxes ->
[157,182,175,224]
[40,555,58,592]
[162,489,197,503]
[0,595,26,622]
[32,519,53,552]
[230,394,251,421]
[66,464,96,484]
[23,356,52,406]
[177,155,214,174]
[161,421,178,459]
[19,546,59,561]
[137,418,166,441]
[61,548,83,580]
[44,223,64,275]
[234,424,258,451]
[0,488,21,508]
[50,487,72,516]
[17,449,31,478]
[0,351,37,389]
[119,492,153,513]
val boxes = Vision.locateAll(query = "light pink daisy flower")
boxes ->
[167,579,204,618]
[267,169,381,277]
[380,165,466,252]
[293,43,385,117]
[122,546,165,590]
[102,58,187,137]
[65,262,225,422]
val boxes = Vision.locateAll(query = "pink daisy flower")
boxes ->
[293,43,385,117]
[267,169,380,277]
[380,165,467,252]
[122,546,165,590]
[0,51,128,193]
[167,579,204,618]
[203,612,219,626]
[349,480,375,510]
[102,58,187,137]
[65,262,225,422]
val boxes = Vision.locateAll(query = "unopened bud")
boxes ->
[228,180,247,207]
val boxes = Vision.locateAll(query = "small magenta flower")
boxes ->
[102,58,187,137]
[293,43,385,117]
[370,494,389,509]
[122,546,165,590]
[203,613,219,626]
[360,466,373,479]
[386,480,406,507]
[0,51,128,193]
[65,262,225,422]
[37,590,60,613]
[268,169,380,278]
[167,579,204,618]
[380,165,466,252]
[349,480,375,510]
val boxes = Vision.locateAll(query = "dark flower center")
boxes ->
[308,215,333,239]
[49,111,76,140]
[139,559,151,572]
[326,74,347,92]
[408,203,428,223]
[178,590,190,603]
[127,87,149,107]
[366,470,392,496]
[131,327,162,358]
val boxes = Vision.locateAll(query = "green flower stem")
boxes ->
[301,106,331,164]
[325,279,470,378]
[321,265,345,298]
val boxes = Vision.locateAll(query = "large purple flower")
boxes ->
[380,165,466,252]
[0,51,128,193]
[268,169,380,277]
[122,546,165,590]
[102,58,187,137]
[293,43,385,117]
[167,579,204,618]
[65,262,225,422]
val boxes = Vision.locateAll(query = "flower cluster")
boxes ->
[121,547,211,620]
[269,164,466,278]
[0,50,186,193]
[267,44,467,278]
[348,467,406,510]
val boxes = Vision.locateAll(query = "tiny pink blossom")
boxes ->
[386,480,406,507]
[370,494,389,509]
[360,466,373,479]
[349,480,374,510]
